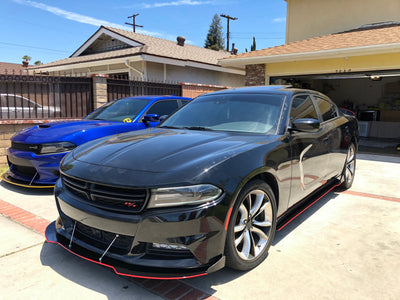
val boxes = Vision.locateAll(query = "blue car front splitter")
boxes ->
[1,172,55,189]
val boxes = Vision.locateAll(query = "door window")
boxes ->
[146,100,179,117]
[313,96,337,122]
[290,95,318,121]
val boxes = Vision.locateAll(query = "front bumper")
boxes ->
[5,148,67,187]
[47,180,229,279]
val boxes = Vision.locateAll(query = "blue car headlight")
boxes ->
[148,184,222,208]
[39,142,77,154]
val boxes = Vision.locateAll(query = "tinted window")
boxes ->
[290,95,318,121]
[180,100,190,105]
[161,93,284,134]
[313,96,337,121]
[85,98,150,121]
[146,100,179,116]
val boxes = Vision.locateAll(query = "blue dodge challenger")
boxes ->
[3,95,190,187]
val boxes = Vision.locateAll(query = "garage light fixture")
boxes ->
[369,75,382,81]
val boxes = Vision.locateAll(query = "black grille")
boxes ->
[61,174,148,213]
[12,142,41,154]
[74,221,134,255]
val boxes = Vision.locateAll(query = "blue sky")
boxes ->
[1,0,287,65]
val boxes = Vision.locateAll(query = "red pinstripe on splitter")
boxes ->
[277,183,341,231]
[0,199,216,299]
[1,188,398,298]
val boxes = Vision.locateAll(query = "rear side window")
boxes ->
[146,100,179,116]
[290,95,318,121]
[313,96,337,122]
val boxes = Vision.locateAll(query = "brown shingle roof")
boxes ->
[0,62,30,73]
[34,26,231,69]
[223,23,400,60]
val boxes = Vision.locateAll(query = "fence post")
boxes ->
[91,74,109,109]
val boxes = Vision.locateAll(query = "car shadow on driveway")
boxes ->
[39,241,160,299]
[0,180,53,196]
[38,187,342,299]
[274,190,340,245]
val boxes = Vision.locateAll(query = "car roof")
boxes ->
[119,95,191,101]
[201,85,330,96]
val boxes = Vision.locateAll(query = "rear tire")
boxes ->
[339,143,356,190]
[225,180,277,271]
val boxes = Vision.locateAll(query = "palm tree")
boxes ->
[22,55,31,67]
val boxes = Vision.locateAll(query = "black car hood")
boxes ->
[71,128,277,174]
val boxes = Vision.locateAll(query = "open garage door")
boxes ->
[271,71,400,155]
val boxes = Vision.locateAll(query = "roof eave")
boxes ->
[220,43,400,67]
[32,56,144,73]
[71,26,143,58]
[32,54,245,76]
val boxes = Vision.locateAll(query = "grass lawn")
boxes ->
[0,166,9,175]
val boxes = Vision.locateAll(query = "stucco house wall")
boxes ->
[144,62,244,86]
[286,0,400,43]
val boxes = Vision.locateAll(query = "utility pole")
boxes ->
[125,13,143,32]
[220,14,237,52]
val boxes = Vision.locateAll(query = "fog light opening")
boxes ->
[152,243,188,251]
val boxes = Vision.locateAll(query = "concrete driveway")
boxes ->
[0,153,399,299]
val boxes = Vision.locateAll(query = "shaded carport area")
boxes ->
[271,70,400,156]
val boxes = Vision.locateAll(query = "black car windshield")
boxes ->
[85,98,151,121]
[160,93,284,134]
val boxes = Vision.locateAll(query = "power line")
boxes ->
[0,41,70,53]
[220,14,238,52]
[125,13,143,33]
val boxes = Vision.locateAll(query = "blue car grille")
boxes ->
[61,174,149,213]
[11,142,41,154]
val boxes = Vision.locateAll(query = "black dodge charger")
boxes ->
[46,86,358,279]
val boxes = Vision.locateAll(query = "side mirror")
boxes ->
[159,115,169,122]
[143,114,160,123]
[291,118,320,132]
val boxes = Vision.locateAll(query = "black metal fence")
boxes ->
[0,71,184,120]
[0,71,92,120]
[107,77,182,101]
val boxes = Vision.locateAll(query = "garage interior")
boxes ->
[272,71,400,156]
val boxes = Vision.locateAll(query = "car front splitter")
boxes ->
[45,221,225,280]
[1,172,55,189]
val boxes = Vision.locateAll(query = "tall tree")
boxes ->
[204,14,225,51]
[250,36,256,51]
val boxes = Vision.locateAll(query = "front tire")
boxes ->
[225,180,277,271]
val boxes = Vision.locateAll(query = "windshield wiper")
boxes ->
[183,126,212,131]
[159,125,181,129]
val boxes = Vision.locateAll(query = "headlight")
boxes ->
[148,184,222,208]
[40,142,76,154]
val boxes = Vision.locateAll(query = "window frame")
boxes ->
[311,94,339,123]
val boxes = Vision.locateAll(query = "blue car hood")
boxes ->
[70,128,277,173]
[13,120,124,144]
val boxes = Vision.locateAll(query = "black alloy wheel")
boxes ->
[225,180,277,271]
